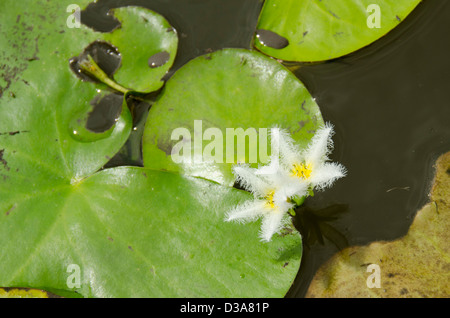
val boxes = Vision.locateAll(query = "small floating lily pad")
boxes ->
[96,6,178,92]
[254,0,421,62]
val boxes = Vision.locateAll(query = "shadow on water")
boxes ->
[81,0,450,297]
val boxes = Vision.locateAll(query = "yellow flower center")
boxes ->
[292,163,312,179]
[265,191,276,209]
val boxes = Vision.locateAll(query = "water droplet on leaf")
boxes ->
[148,51,170,68]
[256,29,289,49]
[69,92,124,142]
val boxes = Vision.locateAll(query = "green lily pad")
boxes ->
[254,0,421,62]
[306,152,450,298]
[0,166,302,297]
[0,0,136,180]
[0,0,178,96]
[142,48,324,186]
[0,2,302,297]
[96,6,178,93]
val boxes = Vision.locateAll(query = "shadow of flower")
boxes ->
[293,203,349,250]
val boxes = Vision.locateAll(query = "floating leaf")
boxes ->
[306,152,450,298]
[0,0,135,180]
[0,0,178,97]
[142,48,324,186]
[0,167,302,297]
[254,0,421,62]
[0,2,301,297]
[83,5,178,93]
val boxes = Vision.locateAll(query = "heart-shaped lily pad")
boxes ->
[0,167,302,297]
[254,0,421,62]
[142,48,324,186]
[0,2,302,297]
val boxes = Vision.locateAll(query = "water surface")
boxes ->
[84,0,450,297]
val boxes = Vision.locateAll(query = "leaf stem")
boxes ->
[79,55,130,94]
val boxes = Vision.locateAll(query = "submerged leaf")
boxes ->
[306,152,450,298]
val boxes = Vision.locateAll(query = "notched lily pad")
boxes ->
[75,5,178,93]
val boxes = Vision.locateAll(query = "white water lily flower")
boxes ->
[225,164,308,242]
[274,123,347,192]
[225,124,345,242]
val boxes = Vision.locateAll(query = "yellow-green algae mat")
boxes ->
[306,152,450,298]
[0,287,61,298]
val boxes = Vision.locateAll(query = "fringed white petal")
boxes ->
[303,123,335,165]
[259,210,288,242]
[277,173,309,201]
[272,190,293,214]
[233,165,270,197]
[272,128,301,169]
[225,199,268,223]
[255,153,279,177]
[310,162,347,191]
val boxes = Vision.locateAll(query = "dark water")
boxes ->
[289,0,450,297]
[82,0,450,297]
